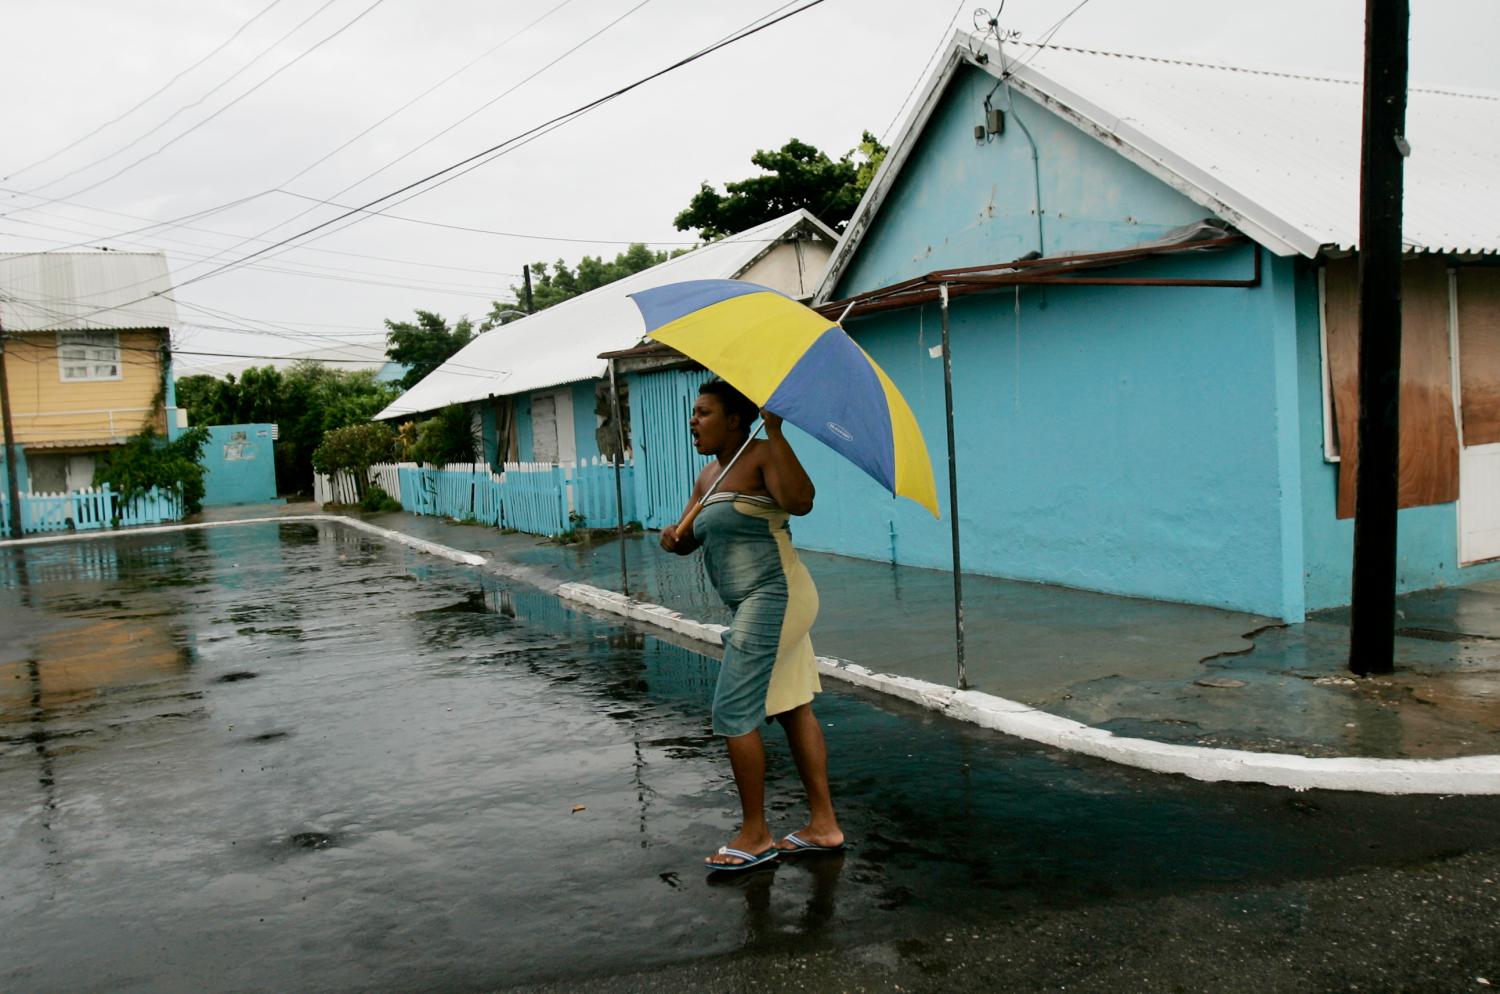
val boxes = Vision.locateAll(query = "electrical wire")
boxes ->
[275,0,580,194]
[6,0,345,203]
[15,0,832,333]
[182,0,659,281]
[4,291,508,381]
[879,0,969,146]
[2,0,290,183]
[1,218,516,299]
[208,0,818,277]
[54,0,393,204]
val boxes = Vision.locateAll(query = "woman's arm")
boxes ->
[758,411,815,515]
[659,469,707,555]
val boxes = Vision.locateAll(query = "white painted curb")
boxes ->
[556,581,1500,796]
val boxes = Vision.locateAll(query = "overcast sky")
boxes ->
[2,0,1495,373]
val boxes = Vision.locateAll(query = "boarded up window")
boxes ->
[1324,256,1459,519]
[1457,268,1500,446]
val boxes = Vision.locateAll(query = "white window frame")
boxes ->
[57,330,123,382]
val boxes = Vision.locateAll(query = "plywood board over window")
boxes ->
[1324,256,1459,519]
[1457,268,1500,446]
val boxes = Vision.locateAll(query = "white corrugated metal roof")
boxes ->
[0,251,178,330]
[375,210,836,420]
[820,33,1499,298]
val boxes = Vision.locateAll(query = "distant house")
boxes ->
[376,211,837,519]
[0,251,185,493]
[768,33,1500,622]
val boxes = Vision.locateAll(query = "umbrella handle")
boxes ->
[675,500,705,538]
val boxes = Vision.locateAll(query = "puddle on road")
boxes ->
[3,521,1500,994]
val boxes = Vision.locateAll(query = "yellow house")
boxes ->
[0,251,180,493]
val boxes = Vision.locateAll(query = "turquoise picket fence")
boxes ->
[628,368,714,529]
[569,456,637,530]
[499,461,568,535]
[0,484,184,538]
[378,459,635,538]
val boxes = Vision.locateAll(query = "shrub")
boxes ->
[94,426,212,515]
[359,483,402,513]
[313,422,397,500]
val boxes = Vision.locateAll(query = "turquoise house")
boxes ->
[776,34,1500,623]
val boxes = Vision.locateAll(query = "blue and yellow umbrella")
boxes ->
[629,278,939,517]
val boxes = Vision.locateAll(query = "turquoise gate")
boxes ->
[628,368,714,530]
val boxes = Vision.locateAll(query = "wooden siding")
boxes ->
[4,329,167,446]
[1458,268,1500,447]
[1325,257,1461,519]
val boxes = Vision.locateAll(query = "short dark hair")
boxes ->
[698,378,759,430]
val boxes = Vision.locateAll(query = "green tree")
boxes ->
[674,131,887,240]
[94,426,212,516]
[489,243,689,320]
[312,422,397,501]
[384,310,474,389]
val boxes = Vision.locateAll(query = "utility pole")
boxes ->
[522,265,535,314]
[0,320,25,539]
[1349,0,1410,676]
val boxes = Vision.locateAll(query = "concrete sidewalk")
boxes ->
[203,502,1500,763]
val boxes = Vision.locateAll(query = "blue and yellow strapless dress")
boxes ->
[693,492,821,737]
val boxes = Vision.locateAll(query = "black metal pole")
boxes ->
[939,286,968,689]
[523,265,535,315]
[608,359,630,596]
[0,323,25,539]
[1349,0,1409,677]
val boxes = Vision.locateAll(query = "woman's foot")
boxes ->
[776,824,845,853]
[705,828,777,868]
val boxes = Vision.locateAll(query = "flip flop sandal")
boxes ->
[704,845,780,873]
[778,832,846,854]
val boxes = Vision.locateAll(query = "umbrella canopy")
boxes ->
[629,278,939,517]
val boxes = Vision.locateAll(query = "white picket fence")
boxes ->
[312,457,636,537]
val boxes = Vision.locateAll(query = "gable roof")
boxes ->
[819,32,1500,300]
[0,251,178,331]
[376,210,837,420]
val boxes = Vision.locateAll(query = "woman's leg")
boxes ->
[706,728,776,866]
[776,703,844,848]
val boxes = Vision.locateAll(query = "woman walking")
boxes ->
[660,379,845,871]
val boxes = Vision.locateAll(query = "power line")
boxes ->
[17,0,833,333]
[1,218,516,298]
[273,190,706,245]
[2,0,290,183]
[275,0,580,194]
[185,0,659,282]
[192,0,828,284]
[18,0,392,206]
[3,290,507,381]
[880,0,969,145]
[6,0,344,203]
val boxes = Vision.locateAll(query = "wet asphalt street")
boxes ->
[2,521,1498,994]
